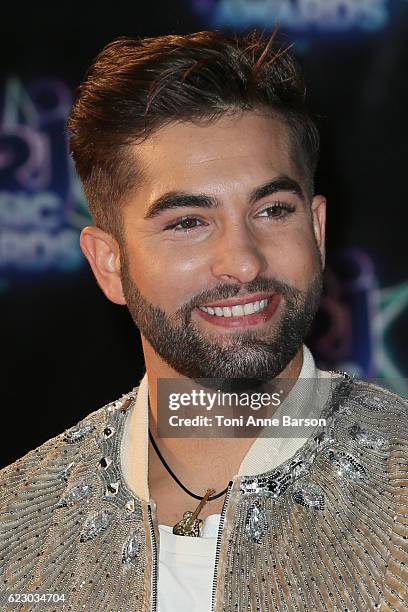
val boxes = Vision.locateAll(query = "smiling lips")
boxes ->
[195,293,281,327]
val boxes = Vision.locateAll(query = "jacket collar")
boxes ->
[120,345,333,501]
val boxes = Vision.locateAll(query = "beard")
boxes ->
[120,251,323,385]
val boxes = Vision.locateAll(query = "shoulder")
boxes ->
[327,376,408,450]
[332,376,407,418]
[0,386,142,594]
[0,387,139,490]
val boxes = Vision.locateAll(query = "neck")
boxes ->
[142,336,304,488]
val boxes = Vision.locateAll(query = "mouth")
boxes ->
[195,293,281,328]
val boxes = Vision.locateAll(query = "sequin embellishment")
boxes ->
[245,504,268,544]
[241,458,307,498]
[348,423,387,450]
[293,481,325,510]
[122,532,141,564]
[106,481,120,496]
[80,509,113,542]
[57,482,92,507]
[125,499,135,513]
[326,450,366,480]
[103,426,115,439]
[58,461,76,482]
[63,423,95,444]
[99,457,112,469]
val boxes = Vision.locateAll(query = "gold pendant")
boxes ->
[172,488,216,537]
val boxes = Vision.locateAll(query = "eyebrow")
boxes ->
[143,175,305,220]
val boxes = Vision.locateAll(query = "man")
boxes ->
[1,30,407,612]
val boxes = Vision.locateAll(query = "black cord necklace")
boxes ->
[148,428,229,502]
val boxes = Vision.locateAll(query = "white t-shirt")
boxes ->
[157,515,220,612]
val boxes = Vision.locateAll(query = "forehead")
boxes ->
[128,111,299,203]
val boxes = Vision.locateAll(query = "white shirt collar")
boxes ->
[120,344,333,500]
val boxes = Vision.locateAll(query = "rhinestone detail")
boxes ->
[58,461,76,482]
[326,450,366,481]
[293,481,325,511]
[99,457,112,469]
[103,426,115,439]
[63,423,95,444]
[125,499,135,513]
[106,481,120,496]
[57,483,92,507]
[80,509,112,542]
[122,532,141,564]
[241,458,307,498]
[245,504,268,544]
[348,423,387,450]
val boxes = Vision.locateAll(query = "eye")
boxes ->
[164,216,207,232]
[257,201,296,220]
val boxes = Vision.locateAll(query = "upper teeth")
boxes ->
[199,298,269,317]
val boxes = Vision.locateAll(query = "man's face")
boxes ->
[118,111,326,381]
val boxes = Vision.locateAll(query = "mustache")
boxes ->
[178,277,303,318]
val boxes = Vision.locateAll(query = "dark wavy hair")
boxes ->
[67,29,319,239]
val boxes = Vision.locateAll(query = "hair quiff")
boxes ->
[67,29,319,239]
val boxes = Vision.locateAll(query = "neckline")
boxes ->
[118,348,345,503]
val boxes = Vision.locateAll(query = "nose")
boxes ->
[210,225,268,284]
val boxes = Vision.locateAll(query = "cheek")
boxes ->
[125,242,211,307]
[266,231,320,286]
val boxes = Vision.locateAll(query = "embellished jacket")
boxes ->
[1,377,407,611]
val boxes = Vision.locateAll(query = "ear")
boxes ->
[311,195,326,268]
[80,226,126,305]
